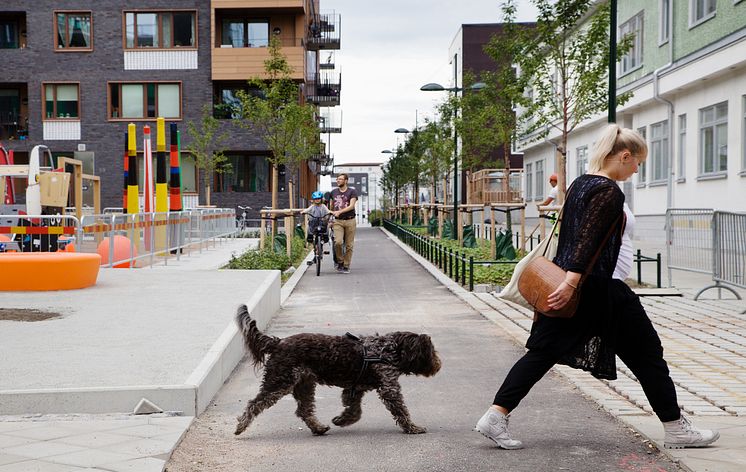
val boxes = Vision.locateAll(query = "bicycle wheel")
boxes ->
[315,238,323,276]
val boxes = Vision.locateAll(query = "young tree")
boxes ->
[184,105,230,207]
[490,0,633,203]
[419,107,454,205]
[237,34,319,220]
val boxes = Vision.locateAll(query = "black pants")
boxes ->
[493,287,680,422]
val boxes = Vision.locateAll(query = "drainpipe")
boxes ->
[653,0,675,211]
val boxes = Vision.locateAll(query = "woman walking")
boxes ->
[476,124,719,450]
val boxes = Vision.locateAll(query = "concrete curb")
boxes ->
[282,250,315,305]
[380,228,689,467]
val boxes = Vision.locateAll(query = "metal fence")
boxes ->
[667,208,745,305]
[0,208,237,268]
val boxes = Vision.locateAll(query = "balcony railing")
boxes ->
[318,112,341,133]
[0,112,28,141]
[307,13,340,50]
[306,73,341,106]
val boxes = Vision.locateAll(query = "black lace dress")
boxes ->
[525,174,626,380]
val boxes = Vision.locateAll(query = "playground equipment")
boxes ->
[0,252,101,291]
[0,143,15,204]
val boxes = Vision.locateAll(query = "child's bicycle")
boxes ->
[306,213,333,276]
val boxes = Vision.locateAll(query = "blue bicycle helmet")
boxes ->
[311,191,324,199]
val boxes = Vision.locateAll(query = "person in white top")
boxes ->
[612,202,635,280]
[537,174,558,208]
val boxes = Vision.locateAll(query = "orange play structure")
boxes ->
[0,253,101,291]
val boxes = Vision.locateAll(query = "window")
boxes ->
[690,0,716,26]
[43,83,79,120]
[525,163,533,201]
[219,18,269,48]
[637,126,647,185]
[576,146,588,178]
[125,11,196,49]
[650,120,669,182]
[55,12,92,50]
[659,0,670,44]
[699,102,728,175]
[534,160,544,201]
[109,82,181,119]
[619,12,644,75]
[743,97,746,173]
[0,13,24,49]
[216,154,270,192]
[678,114,687,181]
[213,83,261,119]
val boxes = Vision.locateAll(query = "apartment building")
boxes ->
[0,1,340,215]
[332,163,382,225]
[519,0,746,235]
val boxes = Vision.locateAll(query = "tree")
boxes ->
[490,0,633,203]
[184,105,230,207]
[419,106,454,205]
[237,34,319,220]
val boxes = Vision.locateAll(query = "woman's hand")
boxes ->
[546,272,581,310]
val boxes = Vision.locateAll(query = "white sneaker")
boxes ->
[475,409,523,450]
[663,415,720,449]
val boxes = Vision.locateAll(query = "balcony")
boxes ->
[306,73,340,106]
[212,37,305,81]
[211,0,309,12]
[319,51,335,70]
[318,112,341,133]
[307,13,340,50]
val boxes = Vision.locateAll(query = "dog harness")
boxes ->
[345,332,385,396]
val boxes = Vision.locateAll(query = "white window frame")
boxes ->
[534,160,544,201]
[659,0,670,45]
[637,126,647,186]
[698,101,728,177]
[619,12,644,76]
[525,163,533,201]
[576,146,588,179]
[678,114,686,182]
[650,120,669,183]
[741,96,746,175]
[689,0,717,28]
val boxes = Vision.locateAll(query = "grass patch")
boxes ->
[226,236,311,283]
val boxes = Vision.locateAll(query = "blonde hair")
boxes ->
[588,124,648,173]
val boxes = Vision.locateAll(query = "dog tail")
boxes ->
[235,304,280,367]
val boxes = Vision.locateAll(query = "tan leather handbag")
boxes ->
[518,212,620,319]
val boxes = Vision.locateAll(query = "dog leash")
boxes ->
[345,332,385,397]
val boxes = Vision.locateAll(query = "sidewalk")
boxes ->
[0,237,285,472]
[385,227,746,472]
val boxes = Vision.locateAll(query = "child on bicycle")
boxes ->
[302,191,330,243]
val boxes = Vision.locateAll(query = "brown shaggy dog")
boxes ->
[234,304,441,436]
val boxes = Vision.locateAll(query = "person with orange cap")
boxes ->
[538,173,558,208]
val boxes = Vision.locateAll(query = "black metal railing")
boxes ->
[307,13,341,50]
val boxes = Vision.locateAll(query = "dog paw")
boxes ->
[403,425,427,434]
[312,425,330,436]
[332,415,350,427]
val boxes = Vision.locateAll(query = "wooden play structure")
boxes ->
[467,168,523,205]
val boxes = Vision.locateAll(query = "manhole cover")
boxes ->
[0,308,63,322]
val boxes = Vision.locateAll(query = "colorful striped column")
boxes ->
[123,132,129,211]
[169,123,183,211]
[143,125,154,250]
[155,118,168,249]
[126,124,139,214]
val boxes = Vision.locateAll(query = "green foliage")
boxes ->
[226,236,308,272]
[368,209,384,227]
[184,105,230,206]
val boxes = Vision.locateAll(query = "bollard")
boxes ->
[656,253,662,288]
[637,249,643,285]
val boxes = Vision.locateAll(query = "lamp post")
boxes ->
[420,81,485,239]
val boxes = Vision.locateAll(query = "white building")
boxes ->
[332,163,384,226]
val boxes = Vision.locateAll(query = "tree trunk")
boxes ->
[271,164,278,237]
[205,184,211,207]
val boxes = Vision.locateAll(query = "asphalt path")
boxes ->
[166,228,680,472]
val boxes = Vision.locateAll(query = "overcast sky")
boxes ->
[320,0,538,171]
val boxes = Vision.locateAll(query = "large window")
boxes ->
[678,114,687,181]
[213,83,261,119]
[699,102,728,175]
[637,126,647,185]
[534,160,544,201]
[55,11,92,50]
[619,12,644,75]
[220,18,269,48]
[690,0,716,26]
[576,146,588,178]
[650,120,669,182]
[0,13,25,49]
[43,83,79,120]
[109,82,181,119]
[525,163,533,201]
[125,11,196,49]
[216,154,270,192]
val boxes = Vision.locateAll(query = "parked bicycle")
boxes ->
[236,205,252,234]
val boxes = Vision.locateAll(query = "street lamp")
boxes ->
[420,81,486,239]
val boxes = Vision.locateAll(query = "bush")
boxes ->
[369,209,384,226]
[226,235,309,271]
